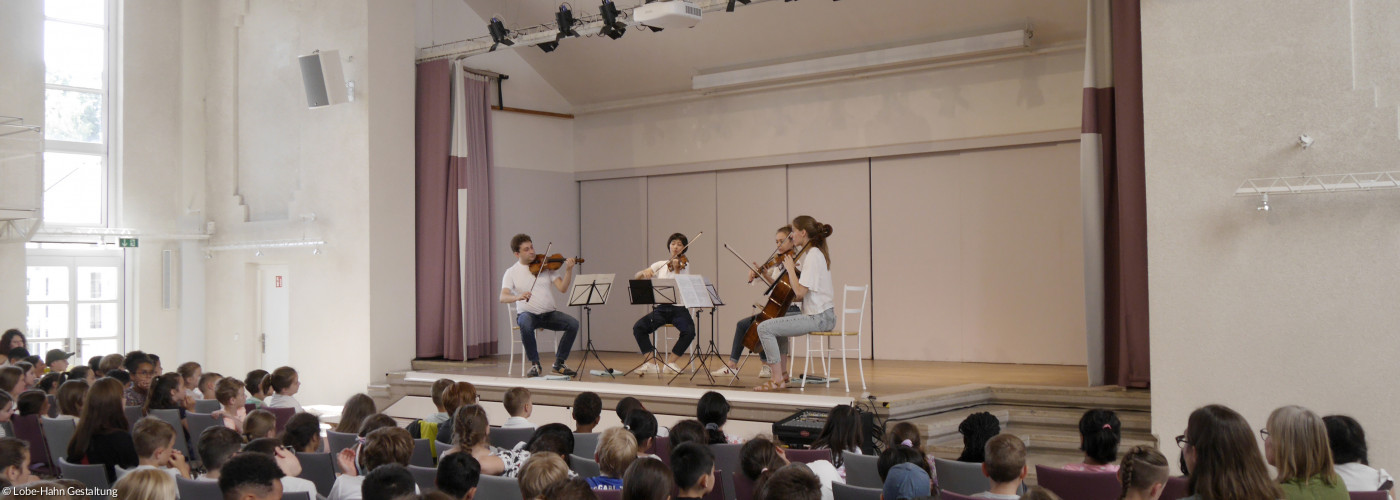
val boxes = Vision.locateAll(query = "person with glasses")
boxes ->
[122,352,157,407]
[1175,404,1280,500]
[1264,406,1349,499]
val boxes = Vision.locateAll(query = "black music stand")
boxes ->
[667,275,721,385]
[570,274,620,378]
[626,279,678,377]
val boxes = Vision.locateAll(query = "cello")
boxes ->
[724,242,811,354]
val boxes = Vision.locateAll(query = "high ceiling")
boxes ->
[456,0,1086,106]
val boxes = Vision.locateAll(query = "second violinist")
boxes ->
[630,232,697,374]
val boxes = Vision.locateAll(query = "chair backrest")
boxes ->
[265,407,295,433]
[123,406,144,430]
[934,457,992,496]
[59,457,111,489]
[652,436,672,466]
[283,492,311,500]
[407,464,438,494]
[1035,465,1123,500]
[295,452,337,497]
[841,284,869,334]
[843,450,881,488]
[326,430,358,458]
[570,455,601,477]
[146,408,189,457]
[832,481,883,500]
[507,301,520,330]
[1159,476,1188,500]
[1351,492,1391,500]
[489,426,536,450]
[478,474,524,500]
[46,395,59,418]
[731,470,755,500]
[185,412,222,462]
[193,399,222,414]
[411,438,434,467]
[243,403,256,413]
[40,417,76,475]
[594,489,623,500]
[176,476,222,500]
[12,415,51,473]
[785,448,833,465]
[573,432,600,457]
[710,443,743,484]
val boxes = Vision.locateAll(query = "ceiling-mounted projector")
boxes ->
[634,0,702,30]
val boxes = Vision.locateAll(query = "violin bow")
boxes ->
[724,243,774,287]
[670,231,703,269]
[525,241,553,302]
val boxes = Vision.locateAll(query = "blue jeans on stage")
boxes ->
[757,308,836,365]
[729,305,802,364]
[633,305,696,356]
[517,310,579,365]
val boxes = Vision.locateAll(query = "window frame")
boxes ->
[25,249,126,360]
[40,0,117,228]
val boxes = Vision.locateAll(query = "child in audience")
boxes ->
[958,411,1002,462]
[541,478,597,500]
[517,452,570,500]
[616,396,644,421]
[359,413,398,437]
[217,453,288,500]
[741,436,843,500]
[1323,415,1394,494]
[1265,405,1349,499]
[1019,485,1063,500]
[65,365,95,385]
[113,468,178,500]
[887,421,936,476]
[812,404,863,476]
[754,463,822,500]
[121,352,155,407]
[0,366,27,395]
[698,391,741,444]
[244,369,269,408]
[590,427,638,490]
[973,434,1027,499]
[329,426,415,500]
[424,378,455,425]
[668,419,707,450]
[363,464,417,500]
[131,417,192,479]
[108,369,131,389]
[0,438,37,486]
[55,379,87,421]
[67,378,137,482]
[143,373,192,445]
[502,387,536,429]
[440,404,530,477]
[878,446,934,490]
[572,391,602,433]
[1178,405,1283,500]
[195,426,243,481]
[198,372,222,400]
[36,372,61,395]
[14,361,36,386]
[0,392,14,438]
[623,458,675,500]
[625,409,661,459]
[336,393,378,434]
[177,362,203,402]
[44,349,72,374]
[281,412,322,453]
[16,390,47,417]
[242,437,321,497]
[213,377,247,432]
[1065,409,1121,472]
[433,381,479,445]
[1117,445,1169,500]
[882,462,933,500]
[96,353,123,375]
[242,409,277,441]
[525,424,576,467]
[147,353,162,375]
[435,452,481,499]
[262,366,303,411]
[671,442,717,500]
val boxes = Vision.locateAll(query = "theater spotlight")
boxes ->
[488,17,514,51]
[539,41,560,53]
[725,0,750,12]
[556,4,579,39]
[599,0,626,40]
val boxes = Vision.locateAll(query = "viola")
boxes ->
[529,254,583,276]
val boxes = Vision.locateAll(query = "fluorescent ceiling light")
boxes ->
[692,29,1031,90]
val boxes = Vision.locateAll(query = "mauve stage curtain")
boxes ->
[1082,0,1149,388]
[415,59,497,360]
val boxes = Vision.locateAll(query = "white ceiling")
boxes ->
[452,0,1086,106]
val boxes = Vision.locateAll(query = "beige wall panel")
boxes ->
[714,167,790,360]
[786,160,873,357]
[579,178,649,353]
[644,173,719,356]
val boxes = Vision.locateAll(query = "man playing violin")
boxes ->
[630,232,697,374]
[500,234,579,378]
[711,225,801,379]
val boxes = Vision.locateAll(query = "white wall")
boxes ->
[1144,0,1400,471]
[0,0,43,332]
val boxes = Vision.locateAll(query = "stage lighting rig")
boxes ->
[487,17,514,51]
[556,3,580,39]
[599,0,627,40]
[726,0,750,12]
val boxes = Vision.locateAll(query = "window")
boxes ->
[25,251,123,361]
[42,0,113,227]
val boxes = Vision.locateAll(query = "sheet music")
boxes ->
[674,275,713,308]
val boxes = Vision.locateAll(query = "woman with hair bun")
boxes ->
[1065,409,1122,472]
[753,215,836,392]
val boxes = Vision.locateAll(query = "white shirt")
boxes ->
[502,262,560,315]
[501,416,536,429]
[283,476,323,499]
[797,247,833,315]
[264,394,304,412]
[184,389,203,402]
[131,464,181,481]
[1336,462,1394,492]
[328,473,414,500]
[646,259,689,280]
[806,459,844,500]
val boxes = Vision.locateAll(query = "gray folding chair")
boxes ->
[411,438,434,467]
[934,457,992,496]
[46,395,59,418]
[147,409,189,458]
[573,432,600,457]
[833,482,884,500]
[711,443,743,500]
[123,407,144,429]
[488,427,536,450]
[570,455,601,477]
[478,474,524,500]
[283,493,311,500]
[193,399,222,413]
[326,430,358,457]
[40,417,76,476]
[408,464,438,494]
[58,457,111,490]
[296,452,337,497]
[843,450,881,488]
[185,412,222,462]
[176,476,222,499]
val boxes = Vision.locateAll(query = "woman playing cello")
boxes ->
[753,215,835,392]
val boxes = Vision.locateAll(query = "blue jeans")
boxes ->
[729,305,802,363]
[517,310,579,365]
[633,305,696,356]
[757,308,835,365]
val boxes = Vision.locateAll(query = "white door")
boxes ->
[258,265,290,369]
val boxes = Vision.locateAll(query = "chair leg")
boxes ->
[800,336,811,390]
[508,334,517,376]
[840,335,850,392]
[856,333,867,391]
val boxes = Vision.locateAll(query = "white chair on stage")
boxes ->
[798,284,869,392]
[506,301,562,377]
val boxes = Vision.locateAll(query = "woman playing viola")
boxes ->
[630,232,697,374]
[711,225,800,378]
[753,216,835,392]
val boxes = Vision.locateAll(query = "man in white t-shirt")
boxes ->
[500,234,580,378]
[629,232,697,374]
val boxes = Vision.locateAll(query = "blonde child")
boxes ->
[131,417,192,479]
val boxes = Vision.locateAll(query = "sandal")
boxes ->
[753,379,787,392]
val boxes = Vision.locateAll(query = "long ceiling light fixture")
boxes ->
[692,29,1032,90]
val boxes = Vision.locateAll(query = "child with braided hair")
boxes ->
[1117,445,1170,500]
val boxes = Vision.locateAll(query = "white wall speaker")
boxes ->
[298,49,348,108]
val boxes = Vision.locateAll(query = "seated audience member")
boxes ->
[589,427,638,490]
[974,434,1027,499]
[86,355,103,373]
[242,409,277,441]
[214,377,247,432]
[625,409,660,459]
[698,391,741,444]
[0,438,38,486]
[65,365,96,385]
[67,378,138,482]
[812,404,864,476]
[741,437,842,500]
[330,426,415,500]
[526,423,575,466]
[1323,414,1394,493]
[572,391,602,434]
[16,390,48,417]
[131,417,192,479]
[616,397,644,421]
[359,414,399,437]
[1265,405,1349,499]
[361,464,417,500]
[883,462,933,500]
[1117,445,1169,500]
[1064,409,1122,472]
[671,442,717,500]
[96,353,124,376]
[196,426,244,481]
[177,362,204,402]
[435,452,481,500]
[431,381,478,445]
[754,463,822,500]
[1019,485,1063,500]
[957,412,1002,462]
[887,421,937,481]
[218,452,286,500]
[36,373,62,395]
[1178,404,1281,500]
[147,353,163,377]
[517,452,570,500]
[281,412,323,453]
[6,347,28,366]
[0,366,27,395]
[0,392,12,438]
[878,446,934,487]
[622,457,674,500]
[121,351,156,407]
[502,387,536,429]
[243,437,319,497]
[668,419,707,450]
[336,394,378,434]
[244,369,269,408]
[45,349,74,374]
[199,372,222,401]
[113,468,178,500]
[423,378,454,426]
[440,404,530,477]
[107,369,131,389]
[262,366,304,411]
[57,380,91,419]
[540,478,599,500]
[144,373,189,418]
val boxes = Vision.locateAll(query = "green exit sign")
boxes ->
[119,238,138,248]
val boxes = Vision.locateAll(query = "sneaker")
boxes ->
[526,363,542,378]
[635,362,660,374]
[710,365,737,376]
[553,363,577,377]
[759,365,772,378]
[664,361,683,373]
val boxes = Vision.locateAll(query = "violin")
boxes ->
[529,254,583,276]
[750,248,796,285]
[667,255,689,272]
